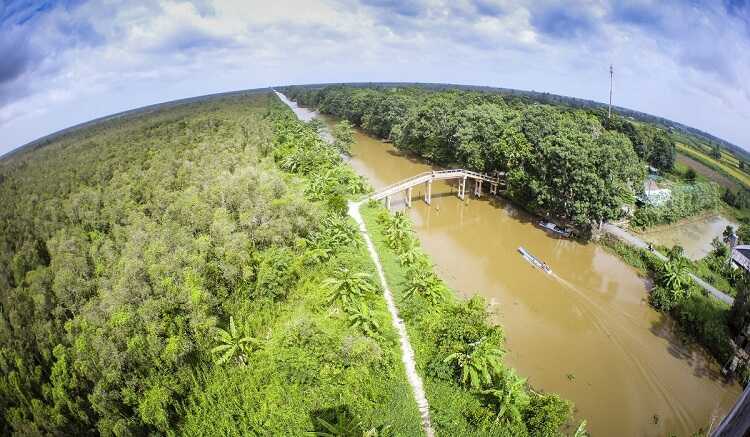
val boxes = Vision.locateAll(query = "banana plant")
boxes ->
[323,268,376,306]
[444,337,504,388]
[211,316,262,365]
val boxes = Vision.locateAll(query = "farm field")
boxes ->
[676,142,750,189]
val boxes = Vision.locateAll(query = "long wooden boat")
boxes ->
[518,246,552,274]
[537,220,572,238]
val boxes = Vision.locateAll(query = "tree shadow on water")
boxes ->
[649,313,727,382]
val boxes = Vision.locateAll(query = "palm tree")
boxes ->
[321,215,359,248]
[211,316,262,365]
[384,212,411,251]
[444,337,504,388]
[480,369,530,425]
[659,257,692,298]
[346,301,381,337]
[403,269,445,304]
[324,268,376,306]
[309,411,361,437]
[397,240,424,268]
[303,216,359,265]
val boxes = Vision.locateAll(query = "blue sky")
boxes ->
[1,0,749,155]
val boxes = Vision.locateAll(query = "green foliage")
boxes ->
[599,237,734,366]
[574,420,589,437]
[523,392,572,437]
[657,257,692,297]
[255,246,297,300]
[0,93,422,435]
[674,293,733,363]
[403,269,445,304]
[211,316,262,365]
[444,337,504,389]
[324,269,376,306]
[383,212,412,252]
[333,120,356,155]
[480,368,530,425]
[632,182,721,228]
[284,85,647,229]
[359,203,573,435]
[345,302,381,338]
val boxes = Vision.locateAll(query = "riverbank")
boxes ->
[279,92,576,435]
[597,233,736,369]
[278,90,742,436]
[359,202,577,435]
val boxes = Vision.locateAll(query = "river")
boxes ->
[278,93,741,436]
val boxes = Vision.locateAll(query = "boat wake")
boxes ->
[547,270,696,431]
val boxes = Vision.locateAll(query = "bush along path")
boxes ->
[348,201,435,436]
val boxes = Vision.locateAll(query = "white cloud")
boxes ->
[0,0,748,155]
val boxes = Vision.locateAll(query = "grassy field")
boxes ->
[676,142,750,189]
[672,132,749,167]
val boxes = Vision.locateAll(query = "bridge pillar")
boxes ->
[406,186,412,208]
[458,176,467,200]
[474,179,483,197]
[424,181,432,205]
[490,182,498,195]
[385,195,391,210]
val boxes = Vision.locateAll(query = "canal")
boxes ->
[279,93,741,436]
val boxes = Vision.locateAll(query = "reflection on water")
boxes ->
[282,95,741,437]
[640,215,738,260]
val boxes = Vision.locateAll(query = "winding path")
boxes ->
[348,201,435,437]
[602,223,734,305]
[277,91,435,435]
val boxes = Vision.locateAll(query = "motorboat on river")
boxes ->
[537,220,572,238]
[518,246,552,274]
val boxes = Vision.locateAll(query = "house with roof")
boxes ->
[637,179,671,206]
[733,245,750,273]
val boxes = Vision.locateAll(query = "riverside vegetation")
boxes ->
[0,90,576,435]
[282,84,750,371]
[361,205,579,436]
[283,84,681,230]
[599,236,745,380]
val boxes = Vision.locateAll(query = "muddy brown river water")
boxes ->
[279,94,741,436]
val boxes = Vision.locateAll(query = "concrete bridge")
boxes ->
[371,169,505,209]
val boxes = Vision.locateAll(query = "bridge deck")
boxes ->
[371,169,504,201]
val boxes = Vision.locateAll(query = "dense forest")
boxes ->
[0,91,575,435]
[282,85,677,229]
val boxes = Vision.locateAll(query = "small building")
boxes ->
[732,245,750,273]
[637,179,671,206]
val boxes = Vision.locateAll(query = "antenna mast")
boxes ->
[608,64,614,120]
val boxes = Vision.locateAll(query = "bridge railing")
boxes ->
[370,169,504,200]
[371,171,432,196]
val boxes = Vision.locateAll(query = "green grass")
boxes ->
[598,234,661,275]
[689,258,737,297]
[360,205,494,435]
[181,238,424,435]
